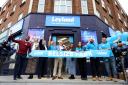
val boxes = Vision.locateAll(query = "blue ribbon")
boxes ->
[28,50,113,58]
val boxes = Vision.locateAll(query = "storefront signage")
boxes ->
[0,30,8,39]
[28,50,113,58]
[45,15,80,27]
[8,19,24,35]
[0,30,9,43]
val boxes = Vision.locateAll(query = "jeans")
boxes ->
[14,53,27,79]
[47,58,54,77]
[104,57,117,78]
[53,58,63,77]
[66,58,76,75]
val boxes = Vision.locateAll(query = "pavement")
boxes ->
[0,76,127,85]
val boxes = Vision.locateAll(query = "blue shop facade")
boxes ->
[0,13,115,75]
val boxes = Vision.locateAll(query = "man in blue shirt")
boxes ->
[86,39,102,81]
[99,37,117,82]
[47,40,57,78]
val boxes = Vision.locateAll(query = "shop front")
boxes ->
[0,13,110,75]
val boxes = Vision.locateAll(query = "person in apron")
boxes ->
[26,38,39,79]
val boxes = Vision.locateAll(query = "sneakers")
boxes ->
[69,75,75,79]
[113,78,118,82]
[58,77,63,79]
[98,77,103,81]
[92,77,97,81]
[52,76,57,80]
[52,76,63,80]
[106,77,113,81]
[28,75,33,79]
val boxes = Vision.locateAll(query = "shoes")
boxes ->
[92,77,97,81]
[98,77,103,81]
[13,77,17,80]
[28,75,33,79]
[52,76,57,80]
[113,78,118,82]
[17,76,22,79]
[69,75,75,79]
[58,77,63,79]
[106,77,113,81]
[81,78,87,80]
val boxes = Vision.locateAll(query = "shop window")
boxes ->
[28,29,44,42]
[37,0,45,13]
[54,0,72,14]
[81,30,98,45]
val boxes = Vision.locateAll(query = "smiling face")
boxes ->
[78,42,82,47]
[26,36,30,41]
[102,38,106,43]
[89,38,94,43]
[50,41,54,45]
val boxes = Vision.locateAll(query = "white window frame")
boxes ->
[0,19,2,24]
[22,0,26,3]
[118,13,121,20]
[104,18,108,24]
[6,12,9,18]
[7,22,12,28]
[124,21,127,27]
[81,0,88,14]
[18,13,23,21]
[13,5,16,12]
[122,28,124,32]
[37,0,46,13]
[3,6,6,11]
[101,0,105,8]
[54,0,72,14]
[108,7,112,15]
[95,10,100,18]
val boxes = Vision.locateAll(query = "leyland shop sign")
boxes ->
[45,15,80,27]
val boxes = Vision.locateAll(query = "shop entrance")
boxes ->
[52,34,74,47]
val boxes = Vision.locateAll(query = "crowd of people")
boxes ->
[0,34,128,82]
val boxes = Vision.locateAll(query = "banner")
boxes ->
[28,50,113,58]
